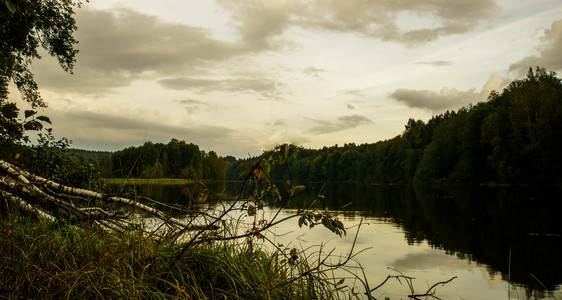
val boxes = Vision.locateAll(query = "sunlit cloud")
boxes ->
[35,7,243,94]
[509,19,562,76]
[308,114,372,134]
[158,77,283,99]
[217,0,500,47]
[390,73,507,111]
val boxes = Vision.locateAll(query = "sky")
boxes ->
[14,0,562,157]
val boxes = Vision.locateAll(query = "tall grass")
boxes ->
[0,210,337,299]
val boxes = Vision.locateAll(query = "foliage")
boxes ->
[1,0,82,150]
[0,100,53,158]
[2,128,100,189]
[0,211,337,299]
[227,67,562,184]
[99,139,227,180]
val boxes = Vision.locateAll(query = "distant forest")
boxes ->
[228,67,562,184]
[86,67,562,184]
[96,139,230,180]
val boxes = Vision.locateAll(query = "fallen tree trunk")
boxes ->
[0,159,189,237]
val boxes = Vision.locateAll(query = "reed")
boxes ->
[0,210,337,299]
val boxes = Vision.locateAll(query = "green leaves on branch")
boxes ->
[298,209,346,237]
[288,184,306,197]
[241,144,347,238]
[22,110,51,132]
[1,0,82,150]
[1,101,51,147]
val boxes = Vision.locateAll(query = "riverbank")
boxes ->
[0,210,338,299]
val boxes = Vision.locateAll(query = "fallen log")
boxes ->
[0,159,188,236]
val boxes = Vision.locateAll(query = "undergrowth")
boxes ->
[0,210,336,299]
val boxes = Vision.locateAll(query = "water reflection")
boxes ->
[104,181,562,297]
[103,180,227,207]
[282,183,562,294]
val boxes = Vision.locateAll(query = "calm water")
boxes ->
[106,182,562,299]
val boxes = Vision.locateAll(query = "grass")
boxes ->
[103,178,194,185]
[0,210,338,299]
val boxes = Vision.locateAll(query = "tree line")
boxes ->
[98,139,228,180]
[228,68,562,184]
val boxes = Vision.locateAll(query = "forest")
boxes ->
[228,67,562,185]
[97,139,229,180]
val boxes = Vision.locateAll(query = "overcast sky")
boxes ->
[15,0,562,157]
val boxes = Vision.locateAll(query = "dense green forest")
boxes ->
[228,68,562,184]
[97,139,229,180]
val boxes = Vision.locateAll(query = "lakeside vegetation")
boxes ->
[0,209,339,299]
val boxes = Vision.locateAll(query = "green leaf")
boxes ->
[247,205,256,216]
[294,185,306,192]
[24,110,37,119]
[0,103,19,119]
[23,120,42,131]
[335,220,344,229]
[4,0,15,13]
[35,115,51,124]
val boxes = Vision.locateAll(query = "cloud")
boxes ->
[216,0,307,50]
[302,66,325,77]
[44,108,263,156]
[175,99,209,114]
[391,250,473,274]
[416,60,453,66]
[308,114,371,134]
[33,1,502,97]
[35,7,242,94]
[217,0,500,47]
[508,19,562,76]
[390,72,506,111]
[391,87,479,111]
[158,77,282,98]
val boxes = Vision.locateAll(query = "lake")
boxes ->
[105,181,562,299]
